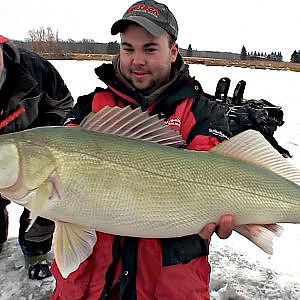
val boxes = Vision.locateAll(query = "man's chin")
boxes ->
[132,80,156,93]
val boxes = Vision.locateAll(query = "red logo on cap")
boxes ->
[128,4,160,16]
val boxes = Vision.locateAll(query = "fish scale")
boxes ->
[11,126,297,237]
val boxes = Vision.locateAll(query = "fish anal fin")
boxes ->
[234,223,284,255]
[53,222,97,278]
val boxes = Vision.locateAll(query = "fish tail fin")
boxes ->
[234,224,284,254]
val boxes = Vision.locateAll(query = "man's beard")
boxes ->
[136,79,156,95]
[124,75,156,95]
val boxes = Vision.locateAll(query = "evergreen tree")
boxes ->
[107,41,120,54]
[240,45,247,60]
[291,50,300,63]
[291,50,296,62]
[187,44,193,57]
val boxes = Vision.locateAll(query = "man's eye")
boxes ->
[123,48,134,52]
[145,48,156,53]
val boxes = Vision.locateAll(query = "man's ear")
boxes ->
[171,43,179,63]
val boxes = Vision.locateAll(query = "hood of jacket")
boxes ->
[0,41,38,111]
[2,39,21,64]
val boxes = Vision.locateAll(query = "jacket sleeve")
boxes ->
[19,50,74,126]
[187,93,231,151]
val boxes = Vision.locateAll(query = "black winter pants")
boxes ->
[0,198,9,244]
[0,197,54,256]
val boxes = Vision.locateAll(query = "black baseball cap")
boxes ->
[111,1,178,40]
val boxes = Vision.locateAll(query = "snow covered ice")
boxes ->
[1,61,300,299]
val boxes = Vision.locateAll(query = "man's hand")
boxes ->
[199,214,234,240]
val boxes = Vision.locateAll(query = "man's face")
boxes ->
[120,24,178,92]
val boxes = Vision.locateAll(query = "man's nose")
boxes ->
[132,51,146,65]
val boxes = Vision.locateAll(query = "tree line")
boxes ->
[240,46,283,62]
[14,28,300,63]
[16,27,120,55]
[16,28,239,60]
[240,45,300,63]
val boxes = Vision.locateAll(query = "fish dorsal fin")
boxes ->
[211,129,300,186]
[80,106,185,148]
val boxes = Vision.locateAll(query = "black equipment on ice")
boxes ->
[213,77,291,158]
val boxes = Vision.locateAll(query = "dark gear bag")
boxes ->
[213,77,291,158]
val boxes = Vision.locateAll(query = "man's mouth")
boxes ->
[131,70,150,79]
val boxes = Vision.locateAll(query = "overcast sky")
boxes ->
[1,0,299,61]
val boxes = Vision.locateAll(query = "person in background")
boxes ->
[0,35,74,279]
[51,1,234,299]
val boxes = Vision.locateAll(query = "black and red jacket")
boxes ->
[52,55,231,300]
[0,39,74,133]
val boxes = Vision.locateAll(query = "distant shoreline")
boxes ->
[44,53,300,72]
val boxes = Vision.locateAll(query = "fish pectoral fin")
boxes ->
[234,224,283,255]
[26,181,54,232]
[53,222,97,278]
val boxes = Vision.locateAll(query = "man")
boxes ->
[51,1,234,299]
[0,35,74,279]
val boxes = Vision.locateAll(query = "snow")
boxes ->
[2,60,300,299]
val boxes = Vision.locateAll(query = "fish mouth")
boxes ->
[0,142,19,189]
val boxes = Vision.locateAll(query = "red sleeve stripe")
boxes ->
[0,106,26,130]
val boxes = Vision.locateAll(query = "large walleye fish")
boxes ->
[0,106,300,278]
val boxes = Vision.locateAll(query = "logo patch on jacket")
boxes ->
[165,118,181,128]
